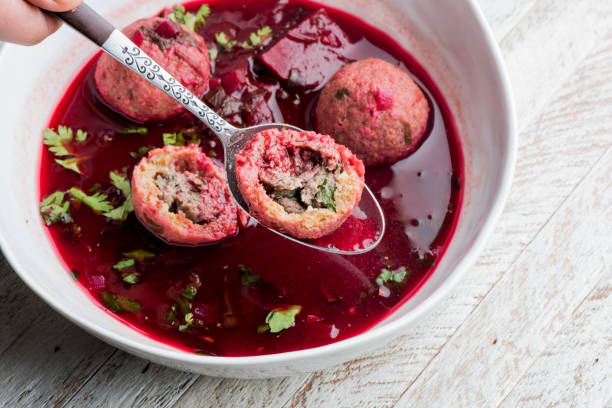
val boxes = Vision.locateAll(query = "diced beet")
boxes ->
[221,67,249,95]
[155,20,181,39]
[208,77,221,91]
[131,30,146,46]
[243,90,274,126]
[375,88,394,111]
[260,9,353,89]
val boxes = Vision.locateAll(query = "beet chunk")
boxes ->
[259,9,353,89]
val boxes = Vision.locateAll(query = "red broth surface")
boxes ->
[39,0,464,356]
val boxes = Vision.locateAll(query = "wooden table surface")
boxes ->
[1,0,611,407]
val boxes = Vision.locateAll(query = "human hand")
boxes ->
[0,0,83,45]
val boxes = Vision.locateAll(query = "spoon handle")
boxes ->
[53,3,237,143]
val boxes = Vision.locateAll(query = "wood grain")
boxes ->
[63,351,198,408]
[0,1,610,407]
[499,271,612,408]
[394,144,612,406]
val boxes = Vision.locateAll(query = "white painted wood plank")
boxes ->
[501,0,611,126]
[393,144,612,406]
[62,351,198,408]
[173,376,311,408]
[0,258,49,355]
[0,310,115,407]
[477,0,537,42]
[270,24,612,408]
[499,271,612,408]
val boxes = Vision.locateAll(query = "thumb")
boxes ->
[25,0,84,13]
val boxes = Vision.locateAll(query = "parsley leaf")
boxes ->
[181,285,197,300]
[100,292,121,312]
[264,305,302,333]
[241,26,273,50]
[130,146,154,159]
[170,4,210,31]
[110,171,130,197]
[69,187,114,213]
[113,259,135,270]
[118,127,148,135]
[122,249,155,261]
[117,296,142,312]
[163,132,200,146]
[215,31,237,51]
[75,129,88,142]
[239,265,260,286]
[103,171,134,222]
[122,273,139,285]
[179,312,195,331]
[315,179,336,212]
[40,191,72,226]
[376,267,408,285]
[43,126,73,156]
[100,292,142,313]
[55,157,83,175]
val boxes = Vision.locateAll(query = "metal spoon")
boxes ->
[53,3,385,255]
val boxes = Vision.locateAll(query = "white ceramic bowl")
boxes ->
[0,0,516,378]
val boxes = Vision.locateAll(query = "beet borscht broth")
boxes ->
[39,0,464,356]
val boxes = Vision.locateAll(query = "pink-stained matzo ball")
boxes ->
[315,58,430,166]
[131,145,241,245]
[95,17,210,122]
[235,128,365,240]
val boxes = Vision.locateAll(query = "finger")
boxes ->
[25,0,82,12]
[0,0,61,45]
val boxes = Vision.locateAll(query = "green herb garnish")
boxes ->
[241,26,273,49]
[122,273,139,285]
[43,126,74,156]
[100,292,141,313]
[181,285,197,300]
[100,292,121,312]
[69,187,114,213]
[40,191,72,226]
[122,249,155,261]
[113,259,135,270]
[264,305,302,333]
[169,4,210,31]
[163,132,200,147]
[239,265,259,286]
[43,126,88,174]
[179,312,195,331]
[376,267,408,284]
[118,127,148,135]
[117,296,142,312]
[69,270,79,281]
[315,179,336,212]
[130,146,154,159]
[103,171,134,222]
[215,32,237,51]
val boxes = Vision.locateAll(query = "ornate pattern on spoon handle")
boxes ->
[101,30,236,142]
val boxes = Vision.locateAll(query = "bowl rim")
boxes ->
[0,0,517,369]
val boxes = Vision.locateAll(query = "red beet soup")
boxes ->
[39,0,464,356]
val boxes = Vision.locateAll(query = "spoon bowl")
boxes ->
[54,3,386,254]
